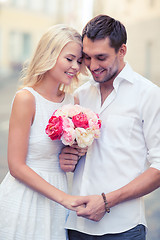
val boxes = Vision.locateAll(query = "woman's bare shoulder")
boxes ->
[12,89,35,116]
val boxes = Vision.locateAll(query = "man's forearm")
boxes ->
[108,167,160,207]
[72,168,160,222]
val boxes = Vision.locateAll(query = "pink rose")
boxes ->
[61,128,76,146]
[72,112,89,129]
[68,104,83,117]
[62,117,74,129]
[45,116,63,140]
[45,104,102,148]
[98,119,101,128]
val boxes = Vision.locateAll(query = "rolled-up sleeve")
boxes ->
[142,86,160,170]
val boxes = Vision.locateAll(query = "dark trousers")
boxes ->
[68,224,146,240]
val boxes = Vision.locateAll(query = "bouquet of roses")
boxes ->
[45,104,101,148]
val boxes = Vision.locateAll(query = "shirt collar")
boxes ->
[114,62,134,84]
[89,77,100,94]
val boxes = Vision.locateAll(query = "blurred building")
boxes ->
[93,0,160,86]
[0,0,93,77]
[0,0,160,86]
[0,0,56,76]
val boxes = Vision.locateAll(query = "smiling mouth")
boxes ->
[92,69,105,77]
[66,72,75,77]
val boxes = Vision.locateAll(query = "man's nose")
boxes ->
[89,59,99,71]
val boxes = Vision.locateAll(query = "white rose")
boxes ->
[75,128,94,148]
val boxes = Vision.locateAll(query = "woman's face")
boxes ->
[47,41,82,85]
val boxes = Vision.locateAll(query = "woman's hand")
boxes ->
[60,194,87,212]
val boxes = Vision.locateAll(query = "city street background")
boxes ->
[0,0,160,239]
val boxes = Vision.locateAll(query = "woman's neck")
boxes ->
[33,79,64,103]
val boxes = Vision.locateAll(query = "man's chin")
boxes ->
[93,77,112,83]
[92,75,105,82]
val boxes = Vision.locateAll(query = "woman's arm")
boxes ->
[7,90,81,210]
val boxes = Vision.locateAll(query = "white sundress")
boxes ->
[0,87,74,240]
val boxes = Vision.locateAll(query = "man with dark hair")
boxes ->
[59,15,160,240]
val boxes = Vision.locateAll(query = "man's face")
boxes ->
[83,36,123,84]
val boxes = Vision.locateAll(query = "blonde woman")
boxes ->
[0,25,87,240]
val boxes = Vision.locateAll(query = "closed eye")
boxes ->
[96,54,108,61]
[84,56,91,60]
[97,56,107,61]
[77,57,83,64]
[83,53,91,60]
[66,58,72,62]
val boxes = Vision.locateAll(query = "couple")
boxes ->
[0,14,160,240]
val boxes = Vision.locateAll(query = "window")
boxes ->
[45,0,59,15]
[145,41,152,80]
[30,0,44,12]
[0,29,2,67]
[9,31,31,70]
[9,0,31,9]
[22,33,31,61]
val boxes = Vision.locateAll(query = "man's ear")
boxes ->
[119,44,127,57]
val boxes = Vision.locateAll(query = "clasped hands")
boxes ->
[71,194,106,222]
[59,145,106,222]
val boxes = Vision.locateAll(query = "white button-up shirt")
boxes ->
[65,63,160,235]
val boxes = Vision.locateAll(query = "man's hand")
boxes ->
[59,146,79,172]
[71,195,106,222]
[71,144,88,157]
[59,144,88,172]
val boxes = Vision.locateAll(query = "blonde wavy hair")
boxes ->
[19,24,87,92]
